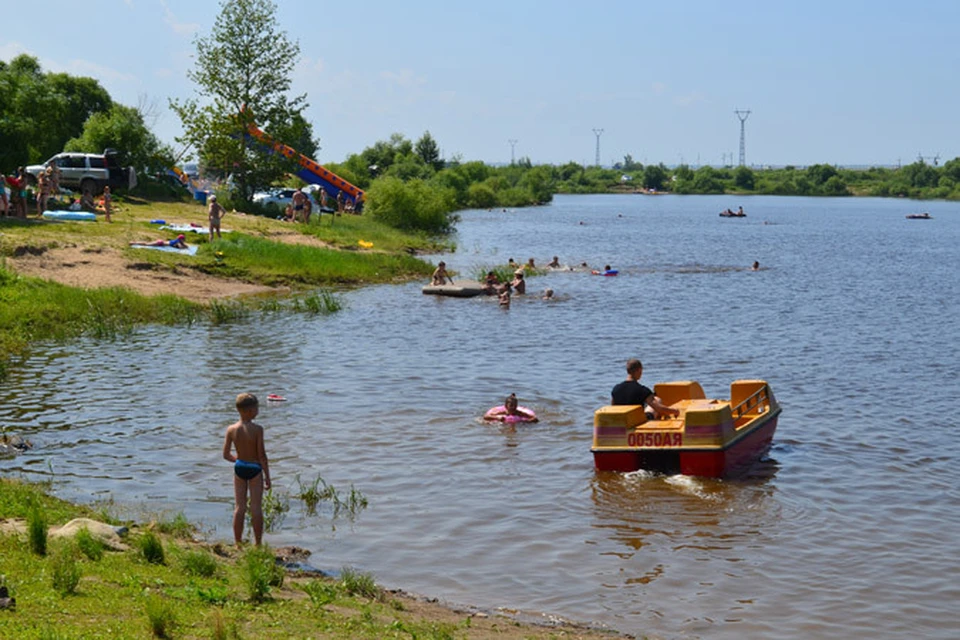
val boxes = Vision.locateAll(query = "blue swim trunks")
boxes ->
[234,460,262,481]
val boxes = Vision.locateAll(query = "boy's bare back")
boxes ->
[224,419,265,463]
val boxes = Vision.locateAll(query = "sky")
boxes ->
[1,0,958,168]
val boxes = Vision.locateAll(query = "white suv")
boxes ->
[26,149,137,196]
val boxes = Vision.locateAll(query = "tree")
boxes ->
[170,0,310,201]
[643,164,668,191]
[414,131,443,172]
[0,54,112,167]
[65,104,173,174]
[734,166,755,190]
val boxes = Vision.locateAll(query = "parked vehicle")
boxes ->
[25,149,137,196]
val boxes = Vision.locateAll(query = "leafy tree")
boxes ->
[806,163,838,186]
[65,104,174,174]
[900,161,939,189]
[0,54,112,168]
[692,166,723,193]
[366,176,458,234]
[170,0,311,201]
[643,164,668,191]
[414,131,443,172]
[733,165,755,190]
[622,154,643,171]
[519,165,555,203]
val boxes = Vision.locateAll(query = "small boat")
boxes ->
[906,212,932,220]
[592,379,780,478]
[591,269,619,276]
[719,210,746,218]
[422,280,485,298]
[266,394,287,402]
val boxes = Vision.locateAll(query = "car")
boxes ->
[252,187,298,209]
[25,149,137,196]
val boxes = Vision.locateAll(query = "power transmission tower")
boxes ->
[592,128,604,166]
[508,139,518,165]
[734,109,751,166]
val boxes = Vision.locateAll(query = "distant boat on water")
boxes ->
[906,212,932,219]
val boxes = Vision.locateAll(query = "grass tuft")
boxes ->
[74,526,105,561]
[144,594,177,638]
[138,531,166,565]
[340,566,381,600]
[50,543,82,596]
[181,549,218,578]
[240,545,284,602]
[27,501,48,556]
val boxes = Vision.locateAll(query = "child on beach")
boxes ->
[102,186,112,223]
[222,393,271,547]
[208,194,226,241]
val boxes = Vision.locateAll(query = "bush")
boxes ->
[366,177,459,235]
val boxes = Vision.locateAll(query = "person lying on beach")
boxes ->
[130,234,188,249]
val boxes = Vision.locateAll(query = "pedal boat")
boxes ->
[592,379,780,478]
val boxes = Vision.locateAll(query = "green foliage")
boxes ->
[154,512,195,540]
[50,544,82,596]
[643,164,669,190]
[181,550,219,578]
[74,527,105,561]
[144,594,177,639]
[339,566,381,600]
[27,502,48,556]
[64,103,174,176]
[0,54,112,167]
[169,0,310,201]
[138,531,166,565]
[415,131,444,172]
[366,176,459,235]
[303,579,340,607]
[733,165,755,190]
[261,488,290,533]
[240,545,284,601]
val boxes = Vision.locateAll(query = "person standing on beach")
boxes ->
[208,195,226,240]
[102,186,113,223]
[222,393,271,547]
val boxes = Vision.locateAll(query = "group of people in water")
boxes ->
[431,255,565,307]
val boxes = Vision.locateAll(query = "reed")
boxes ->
[260,488,290,533]
[27,501,48,556]
[339,566,381,600]
[138,531,165,565]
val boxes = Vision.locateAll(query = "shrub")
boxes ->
[181,549,218,578]
[51,544,81,596]
[366,177,459,235]
[138,531,165,565]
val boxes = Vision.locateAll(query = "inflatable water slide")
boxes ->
[244,118,364,206]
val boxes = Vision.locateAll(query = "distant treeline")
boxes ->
[547,156,960,200]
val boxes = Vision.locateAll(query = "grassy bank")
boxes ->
[0,197,443,378]
[0,479,626,639]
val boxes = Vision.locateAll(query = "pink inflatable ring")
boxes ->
[483,405,538,423]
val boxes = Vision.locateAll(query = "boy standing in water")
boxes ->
[222,393,271,547]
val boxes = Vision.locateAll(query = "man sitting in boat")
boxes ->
[610,358,680,421]
[431,261,453,285]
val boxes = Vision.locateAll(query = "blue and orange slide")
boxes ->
[242,111,364,206]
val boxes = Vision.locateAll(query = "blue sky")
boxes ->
[1,0,957,167]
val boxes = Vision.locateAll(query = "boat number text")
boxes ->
[628,432,682,447]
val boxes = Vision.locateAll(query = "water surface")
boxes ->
[2,194,958,639]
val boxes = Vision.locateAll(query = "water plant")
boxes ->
[299,290,343,314]
[260,488,290,533]
[155,512,195,540]
[208,300,249,324]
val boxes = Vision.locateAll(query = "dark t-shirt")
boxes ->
[610,380,653,406]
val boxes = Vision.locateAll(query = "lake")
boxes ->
[2,194,958,639]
